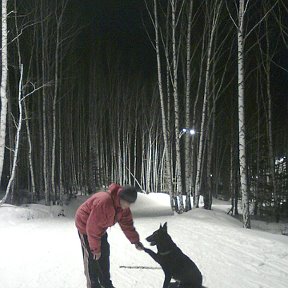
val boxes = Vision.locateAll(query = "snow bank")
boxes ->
[131,192,174,217]
[0,203,63,225]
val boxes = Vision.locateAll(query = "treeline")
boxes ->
[0,0,287,223]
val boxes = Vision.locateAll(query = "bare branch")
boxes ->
[245,1,279,40]
[225,0,238,29]
[21,82,53,102]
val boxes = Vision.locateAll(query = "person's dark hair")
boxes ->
[119,185,137,203]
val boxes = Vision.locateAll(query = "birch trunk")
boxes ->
[205,94,215,210]
[23,93,36,202]
[23,21,37,202]
[194,3,218,207]
[238,0,250,228]
[51,0,68,200]
[153,0,174,210]
[171,0,184,212]
[165,3,171,131]
[51,20,60,202]
[41,0,49,205]
[184,0,193,211]
[264,14,278,221]
[1,65,24,204]
[190,33,206,201]
[0,0,8,187]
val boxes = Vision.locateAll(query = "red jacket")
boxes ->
[75,183,140,254]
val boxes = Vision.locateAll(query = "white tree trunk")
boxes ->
[194,2,221,207]
[24,101,36,201]
[52,0,68,202]
[0,65,24,204]
[41,0,49,205]
[153,0,174,210]
[238,0,251,228]
[171,0,184,212]
[264,13,277,220]
[190,33,206,200]
[0,0,8,187]
[51,28,59,202]
[184,1,193,211]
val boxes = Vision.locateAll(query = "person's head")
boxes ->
[119,185,137,209]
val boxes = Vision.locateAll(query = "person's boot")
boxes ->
[100,279,115,288]
[101,283,115,288]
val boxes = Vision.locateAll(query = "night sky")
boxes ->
[74,0,155,78]
[72,0,287,126]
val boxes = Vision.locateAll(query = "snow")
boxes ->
[0,193,288,288]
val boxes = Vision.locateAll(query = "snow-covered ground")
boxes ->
[0,193,288,288]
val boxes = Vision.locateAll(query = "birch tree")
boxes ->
[259,2,280,221]
[0,0,8,187]
[15,0,37,202]
[51,0,69,201]
[40,0,50,205]
[225,0,280,225]
[146,0,175,210]
[171,0,184,212]
[184,0,193,211]
[0,65,23,204]
[237,0,250,228]
[194,0,223,207]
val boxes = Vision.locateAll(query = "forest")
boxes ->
[0,0,287,227]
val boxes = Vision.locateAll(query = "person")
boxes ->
[75,183,144,288]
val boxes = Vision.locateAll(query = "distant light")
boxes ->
[179,128,198,139]
[189,129,196,135]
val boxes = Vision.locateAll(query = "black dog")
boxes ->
[144,222,204,288]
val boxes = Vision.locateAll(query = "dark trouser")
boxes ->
[78,232,112,288]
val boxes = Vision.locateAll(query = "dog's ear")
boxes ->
[163,222,167,232]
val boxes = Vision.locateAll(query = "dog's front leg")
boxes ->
[144,247,160,264]
[162,273,172,288]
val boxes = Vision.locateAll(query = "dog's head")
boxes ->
[146,222,168,246]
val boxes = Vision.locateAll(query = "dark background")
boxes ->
[1,0,287,209]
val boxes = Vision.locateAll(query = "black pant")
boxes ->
[78,232,112,288]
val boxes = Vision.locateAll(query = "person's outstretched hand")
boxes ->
[135,242,144,251]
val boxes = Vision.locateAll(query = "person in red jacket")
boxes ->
[75,183,144,288]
